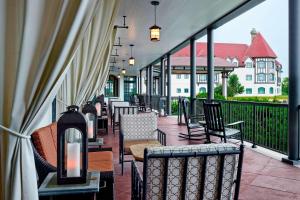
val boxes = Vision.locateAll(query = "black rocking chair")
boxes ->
[178,98,206,140]
[203,101,244,144]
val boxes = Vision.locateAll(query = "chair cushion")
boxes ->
[120,112,158,140]
[88,151,114,172]
[124,139,160,153]
[32,123,58,166]
[32,122,114,172]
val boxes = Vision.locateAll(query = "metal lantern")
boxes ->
[82,101,97,142]
[128,44,135,66]
[149,1,161,42]
[57,105,87,185]
[94,95,105,116]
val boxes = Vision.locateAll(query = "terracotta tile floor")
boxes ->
[99,116,300,200]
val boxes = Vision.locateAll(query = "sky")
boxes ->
[198,0,288,78]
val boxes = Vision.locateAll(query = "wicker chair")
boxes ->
[132,143,244,200]
[112,106,138,134]
[203,101,244,144]
[119,112,166,175]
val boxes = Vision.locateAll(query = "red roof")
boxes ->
[245,33,277,58]
[171,56,236,68]
[173,32,278,66]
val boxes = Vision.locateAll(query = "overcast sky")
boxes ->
[199,0,288,78]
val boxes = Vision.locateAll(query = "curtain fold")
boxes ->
[0,0,116,199]
[56,0,119,116]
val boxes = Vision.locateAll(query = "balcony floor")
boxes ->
[100,116,300,200]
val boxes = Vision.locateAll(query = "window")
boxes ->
[199,87,206,93]
[184,74,189,79]
[246,75,252,81]
[246,88,252,94]
[198,74,207,82]
[105,75,118,97]
[269,87,274,94]
[258,87,265,94]
[177,88,181,93]
[268,73,275,82]
[257,61,265,69]
[214,74,219,83]
[176,74,181,79]
[257,73,266,82]
[267,61,274,69]
[245,62,252,68]
[184,88,189,93]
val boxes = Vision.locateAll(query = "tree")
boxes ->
[227,74,244,97]
[282,77,288,95]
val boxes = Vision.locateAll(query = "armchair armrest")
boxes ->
[131,160,143,200]
[157,129,166,146]
[226,121,244,127]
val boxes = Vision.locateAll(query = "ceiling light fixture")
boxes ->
[128,44,135,66]
[149,1,161,42]
[117,74,121,79]
[121,60,126,74]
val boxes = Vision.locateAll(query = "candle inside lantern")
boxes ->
[87,120,93,138]
[95,103,101,116]
[67,143,80,177]
[160,109,164,116]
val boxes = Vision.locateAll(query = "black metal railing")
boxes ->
[176,97,288,154]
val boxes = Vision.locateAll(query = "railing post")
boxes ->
[252,104,257,148]
[167,53,172,115]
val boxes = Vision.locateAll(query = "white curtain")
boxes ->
[56,0,119,116]
[0,0,120,199]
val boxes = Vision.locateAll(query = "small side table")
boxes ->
[97,116,108,134]
[39,171,100,200]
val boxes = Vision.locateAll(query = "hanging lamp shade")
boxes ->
[121,69,126,74]
[117,74,121,78]
[150,1,161,42]
[128,44,135,66]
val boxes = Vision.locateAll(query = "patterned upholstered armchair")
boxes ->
[110,101,130,125]
[132,143,244,200]
[120,112,166,175]
[113,106,138,134]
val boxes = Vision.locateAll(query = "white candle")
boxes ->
[67,143,80,177]
[160,109,164,116]
[95,103,101,116]
[88,120,94,138]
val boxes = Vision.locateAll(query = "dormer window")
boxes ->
[246,62,252,68]
[232,58,239,66]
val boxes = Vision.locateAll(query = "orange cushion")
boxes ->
[32,123,57,166]
[32,122,114,172]
[88,151,114,172]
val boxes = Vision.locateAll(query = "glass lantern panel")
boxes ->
[85,113,95,139]
[95,102,101,116]
[64,128,83,177]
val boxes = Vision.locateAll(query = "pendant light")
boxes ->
[121,60,126,74]
[128,44,135,66]
[117,74,121,79]
[149,1,161,42]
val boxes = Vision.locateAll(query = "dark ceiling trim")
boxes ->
[141,0,265,70]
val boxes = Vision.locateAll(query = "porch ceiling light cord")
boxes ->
[113,37,122,47]
[114,16,129,29]
[128,44,135,66]
[0,125,31,139]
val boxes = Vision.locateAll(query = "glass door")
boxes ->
[124,76,137,101]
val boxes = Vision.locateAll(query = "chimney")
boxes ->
[250,28,257,42]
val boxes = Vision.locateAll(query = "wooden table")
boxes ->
[39,171,100,200]
[129,143,162,161]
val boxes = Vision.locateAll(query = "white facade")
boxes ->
[171,57,281,97]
